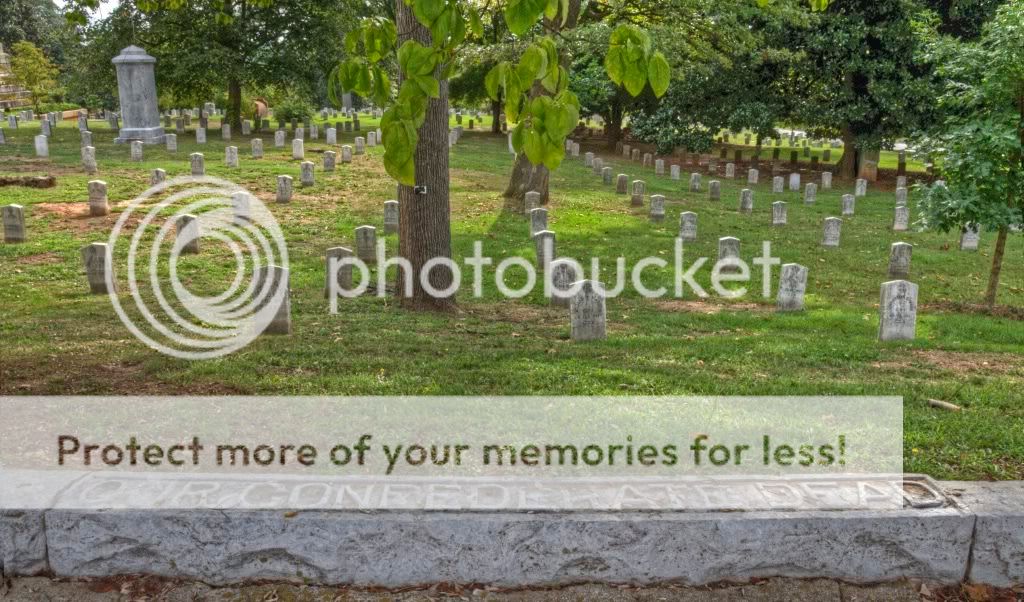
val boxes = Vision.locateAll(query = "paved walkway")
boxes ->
[0,577,936,601]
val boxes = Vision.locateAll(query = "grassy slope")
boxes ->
[0,115,1022,480]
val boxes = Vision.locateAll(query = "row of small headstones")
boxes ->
[717,130,844,149]
[551,145,985,341]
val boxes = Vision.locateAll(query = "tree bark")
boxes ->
[394,0,456,312]
[985,226,1008,309]
[490,99,501,134]
[227,76,243,131]
[604,96,623,150]
[837,124,858,179]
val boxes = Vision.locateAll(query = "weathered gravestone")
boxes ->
[530,208,548,236]
[195,127,206,144]
[894,206,910,232]
[221,124,231,141]
[190,153,205,176]
[570,280,606,341]
[725,163,735,178]
[300,161,315,187]
[655,159,664,176]
[689,173,701,192]
[276,175,293,203]
[130,140,143,162]
[533,230,556,272]
[895,187,908,207]
[888,242,913,279]
[2,205,26,243]
[739,189,754,214]
[718,236,740,272]
[777,263,808,312]
[254,265,291,335]
[252,138,263,158]
[231,192,252,224]
[855,178,868,197]
[747,168,758,185]
[87,180,109,216]
[525,191,541,215]
[649,195,666,222]
[804,183,817,205]
[275,130,286,148]
[960,225,981,251]
[772,176,784,193]
[822,217,842,248]
[772,201,787,226]
[324,151,336,172]
[616,174,628,194]
[175,214,200,254]
[112,46,165,144]
[150,168,166,186]
[355,137,365,154]
[670,164,680,180]
[225,146,239,168]
[789,173,801,191]
[679,212,697,242]
[548,259,580,308]
[356,225,377,263]
[325,247,354,297]
[81,146,97,175]
[164,133,177,152]
[708,180,721,202]
[292,138,304,160]
[34,135,48,157]
[341,145,353,163]
[602,167,612,185]
[384,200,400,234]
[879,280,918,341]
[631,180,645,207]
[81,242,112,294]
[326,128,337,145]
[842,194,855,216]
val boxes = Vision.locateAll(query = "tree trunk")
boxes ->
[837,125,858,179]
[605,97,623,150]
[501,0,580,207]
[984,226,1008,309]
[395,0,456,312]
[227,77,243,131]
[490,99,501,134]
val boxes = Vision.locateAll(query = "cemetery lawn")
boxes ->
[1,118,1022,481]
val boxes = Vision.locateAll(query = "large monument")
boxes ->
[112,46,164,144]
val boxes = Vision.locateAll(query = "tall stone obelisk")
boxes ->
[112,46,164,144]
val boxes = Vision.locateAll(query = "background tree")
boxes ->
[64,0,355,128]
[794,0,935,179]
[628,0,809,155]
[9,41,59,111]
[0,0,69,64]
[917,0,1024,309]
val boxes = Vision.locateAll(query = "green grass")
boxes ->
[0,114,1022,480]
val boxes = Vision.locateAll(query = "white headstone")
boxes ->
[569,280,606,341]
[276,175,293,203]
[960,224,981,251]
[2,204,26,243]
[81,242,113,294]
[739,189,754,214]
[130,140,143,161]
[747,168,758,185]
[888,242,913,279]
[893,206,909,231]
[533,229,556,271]
[855,178,867,197]
[821,171,832,189]
[822,217,842,247]
[772,201,787,226]
[679,212,697,242]
[649,194,665,221]
[842,194,855,216]
[355,225,377,263]
[300,161,315,187]
[879,280,918,341]
[254,265,291,335]
[190,152,205,176]
[251,138,263,158]
[776,263,808,312]
[87,180,109,216]
[34,135,48,157]
[384,200,399,234]
[175,214,200,254]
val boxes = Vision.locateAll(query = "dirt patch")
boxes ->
[34,202,117,234]
[0,357,246,395]
[0,175,56,188]
[15,251,62,265]
[654,300,768,314]
[911,350,1024,377]
[924,301,1024,321]
[462,302,566,325]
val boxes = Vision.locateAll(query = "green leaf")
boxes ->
[518,45,547,82]
[485,63,506,100]
[468,7,483,38]
[413,0,446,31]
[510,123,526,153]
[504,0,547,36]
[647,51,670,97]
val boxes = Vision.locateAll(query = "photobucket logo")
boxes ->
[107,176,289,360]
[329,238,782,309]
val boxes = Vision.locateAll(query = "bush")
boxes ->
[272,94,314,123]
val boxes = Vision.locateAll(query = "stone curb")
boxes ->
[1,482,1021,587]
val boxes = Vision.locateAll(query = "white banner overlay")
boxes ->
[0,396,905,511]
